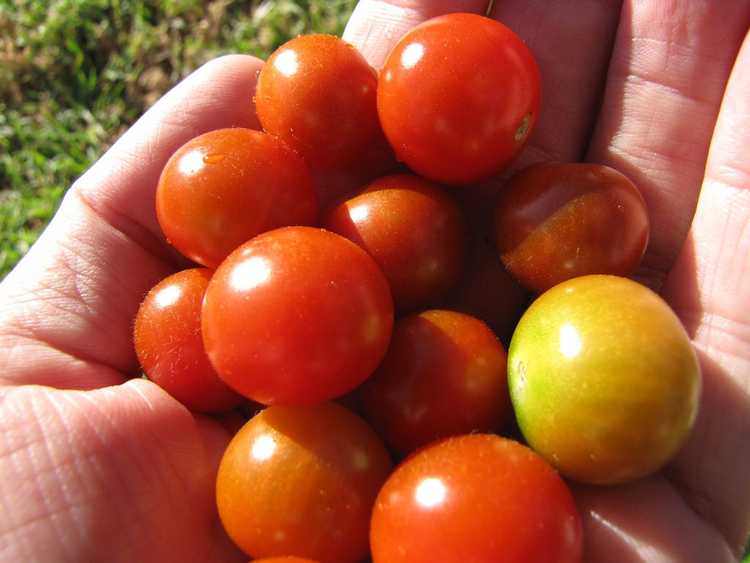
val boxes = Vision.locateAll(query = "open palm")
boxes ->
[0,1,748,561]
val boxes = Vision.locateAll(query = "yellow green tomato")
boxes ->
[508,275,701,485]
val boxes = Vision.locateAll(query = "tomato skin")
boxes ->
[216,403,392,562]
[370,434,582,563]
[377,13,541,186]
[495,162,649,293]
[252,558,320,563]
[508,275,701,485]
[202,226,393,406]
[323,174,466,311]
[133,268,244,413]
[257,34,380,170]
[360,310,509,455]
[155,128,317,268]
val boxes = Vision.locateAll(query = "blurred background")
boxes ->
[0,0,356,277]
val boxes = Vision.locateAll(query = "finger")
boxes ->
[0,55,263,389]
[663,29,750,554]
[343,0,490,68]
[575,477,735,563]
[585,0,750,288]
[490,0,622,171]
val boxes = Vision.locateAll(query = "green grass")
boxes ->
[0,0,356,277]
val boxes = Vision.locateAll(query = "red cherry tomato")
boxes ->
[495,162,650,293]
[324,174,466,311]
[133,268,244,413]
[360,310,510,455]
[256,34,381,170]
[156,128,317,268]
[216,403,392,562]
[202,226,393,405]
[370,434,583,563]
[378,13,541,185]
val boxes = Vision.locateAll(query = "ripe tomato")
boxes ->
[156,128,317,268]
[495,162,650,293]
[256,34,381,170]
[216,403,392,562]
[378,13,541,185]
[323,174,466,311]
[508,275,701,484]
[360,310,510,455]
[202,226,393,405]
[133,268,244,413]
[370,434,582,563]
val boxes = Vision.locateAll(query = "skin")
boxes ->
[0,1,747,561]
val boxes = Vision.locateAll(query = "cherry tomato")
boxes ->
[202,226,393,405]
[156,128,317,268]
[360,310,510,455]
[256,34,381,170]
[370,434,582,563]
[495,162,650,293]
[378,13,541,185]
[508,275,701,484]
[216,403,392,562]
[324,174,466,311]
[133,268,244,413]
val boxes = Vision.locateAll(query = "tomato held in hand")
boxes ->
[324,174,466,311]
[156,128,317,268]
[256,34,381,170]
[378,13,541,185]
[202,226,393,405]
[508,275,701,484]
[370,434,582,563]
[495,162,649,293]
[216,403,392,562]
[360,310,510,455]
[133,268,244,413]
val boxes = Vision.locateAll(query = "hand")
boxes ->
[0,2,748,563]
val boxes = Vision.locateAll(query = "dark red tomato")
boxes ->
[370,434,582,563]
[256,34,381,170]
[202,227,393,405]
[156,128,317,268]
[442,219,530,344]
[360,310,509,456]
[323,174,466,311]
[133,268,244,413]
[216,403,392,562]
[378,13,541,186]
[494,162,650,293]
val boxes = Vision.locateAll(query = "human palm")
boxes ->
[0,1,748,561]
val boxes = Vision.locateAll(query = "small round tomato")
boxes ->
[324,174,466,311]
[378,13,541,185]
[156,128,317,268]
[256,34,380,170]
[216,403,392,562]
[202,227,393,405]
[508,275,701,485]
[360,310,510,455]
[370,434,582,563]
[133,268,244,413]
[495,162,650,293]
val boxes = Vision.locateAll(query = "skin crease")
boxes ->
[134,268,245,413]
[0,1,747,562]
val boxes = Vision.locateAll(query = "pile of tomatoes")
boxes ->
[133,13,702,563]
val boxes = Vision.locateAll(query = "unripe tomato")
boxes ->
[508,275,701,484]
